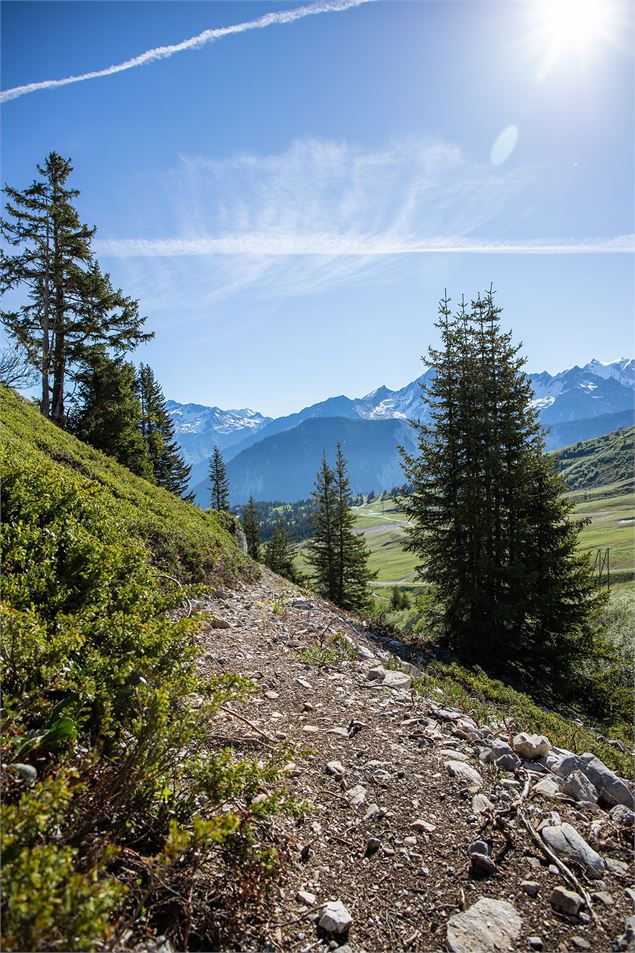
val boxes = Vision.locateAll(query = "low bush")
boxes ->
[0,390,296,952]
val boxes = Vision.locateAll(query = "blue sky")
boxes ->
[2,0,633,415]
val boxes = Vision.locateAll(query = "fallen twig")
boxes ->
[221,705,277,743]
[518,811,602,929]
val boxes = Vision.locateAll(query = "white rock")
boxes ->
[382,670,412,690]
[562,769,599,804]
[344,784,366,808]
[296,888,316,905]
[446,760,483,791]
[367,665,386,681]
[411,818,436,833]
[541,822,605,879]
[513,732,551,759]
[446,897,522,952]
[357,645,376,661]
[472,793,493,814]
[319,900,352,934]
[533,777,563,800]
[326,761,345,777]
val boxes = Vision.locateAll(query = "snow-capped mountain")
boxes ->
[170,358,634,504]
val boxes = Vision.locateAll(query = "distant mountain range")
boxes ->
[168,358,635,505]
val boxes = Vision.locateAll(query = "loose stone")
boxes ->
[550,886,585,917]
[446,897,522,953]
[318,900,352,934]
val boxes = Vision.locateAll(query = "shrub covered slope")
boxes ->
[0,387,294,952]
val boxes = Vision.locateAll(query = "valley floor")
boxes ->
[191,570,633,953]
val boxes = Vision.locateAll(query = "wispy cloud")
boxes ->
[0,0,373,103]
[93,137,633,313]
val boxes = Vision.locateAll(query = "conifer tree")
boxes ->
[242,496,261,560]
[137,364,193,500]
[306,453,338,601]
[0,152,151,425]
[70,350,153,480]
[402,288,599,685]
[264,515,298,581]
[307,447,375,610]
[209,445,230,511]
[333,443,375,611]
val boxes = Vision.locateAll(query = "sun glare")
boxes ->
[538,0,614,53]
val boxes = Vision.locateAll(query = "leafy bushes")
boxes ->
[0,389,295,951]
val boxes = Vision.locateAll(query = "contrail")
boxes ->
[1,0,373,104]
[95,232,635,257]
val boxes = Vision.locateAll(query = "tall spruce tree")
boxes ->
[333,444,375,611]
[137,364,193,500]
[242,496,261,560]
[401,288,599,685]
[70,350,154,480]
[0,152,151,425]
[306,453,338,601]
[307,447,375,610]
[264,515,298,581]
[209,446,230,511]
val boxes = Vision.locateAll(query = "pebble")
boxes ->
[365,837,381,855]
[326,761,345,777]
[382,670,412,690]
[318,900,352,935]
[446,897,522,952]
[550,886,585,916]
[521,881,540,897]
[469,852,497,877]
[445,760,483,791]
[411,819,436,833]
[467,839,490,857]
[471,793,493,814]
[296,889,316,905]
[528,937,544,950]
[344,784,366,808]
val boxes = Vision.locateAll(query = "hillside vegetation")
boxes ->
[0,388,295,952]
[555,425,634,491]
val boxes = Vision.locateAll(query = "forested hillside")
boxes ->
[555,425,634,491]
[0,387,296,952]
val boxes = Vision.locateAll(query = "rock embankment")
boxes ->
[194,570,634,953]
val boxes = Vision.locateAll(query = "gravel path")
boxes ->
[194,569,634,953]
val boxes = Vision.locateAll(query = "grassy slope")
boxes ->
[325,427,635,589]
[0,388,274,951]
[1,387,248,585]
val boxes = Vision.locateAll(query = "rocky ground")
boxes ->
[193,569,634,953]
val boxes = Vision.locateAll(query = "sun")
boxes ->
[539,0,613,52]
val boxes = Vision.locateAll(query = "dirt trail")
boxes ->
[195,570,634,953]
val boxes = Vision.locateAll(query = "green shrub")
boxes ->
[0,390,297,951]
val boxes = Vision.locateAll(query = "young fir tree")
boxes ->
[306,453,338,601]
[209,446,230,511]
[307,447,375,610]
[137,364,193,500]
[264,515,298,582]
[0,152,151,425]
[333,443,375,611]
[401,288,599,686]
[70,350,153,480]
[242,496,261,560]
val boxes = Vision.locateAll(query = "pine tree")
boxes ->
[137,364,193,500]
[209,446,230,511]
[70,350,153,480]
[333,443,375,611]
[306,453,338,601]
[402,288,599,685]
[242,496,261,560]
[307,447,375,610]
[264,515,299,581]
[0,152,151,425]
